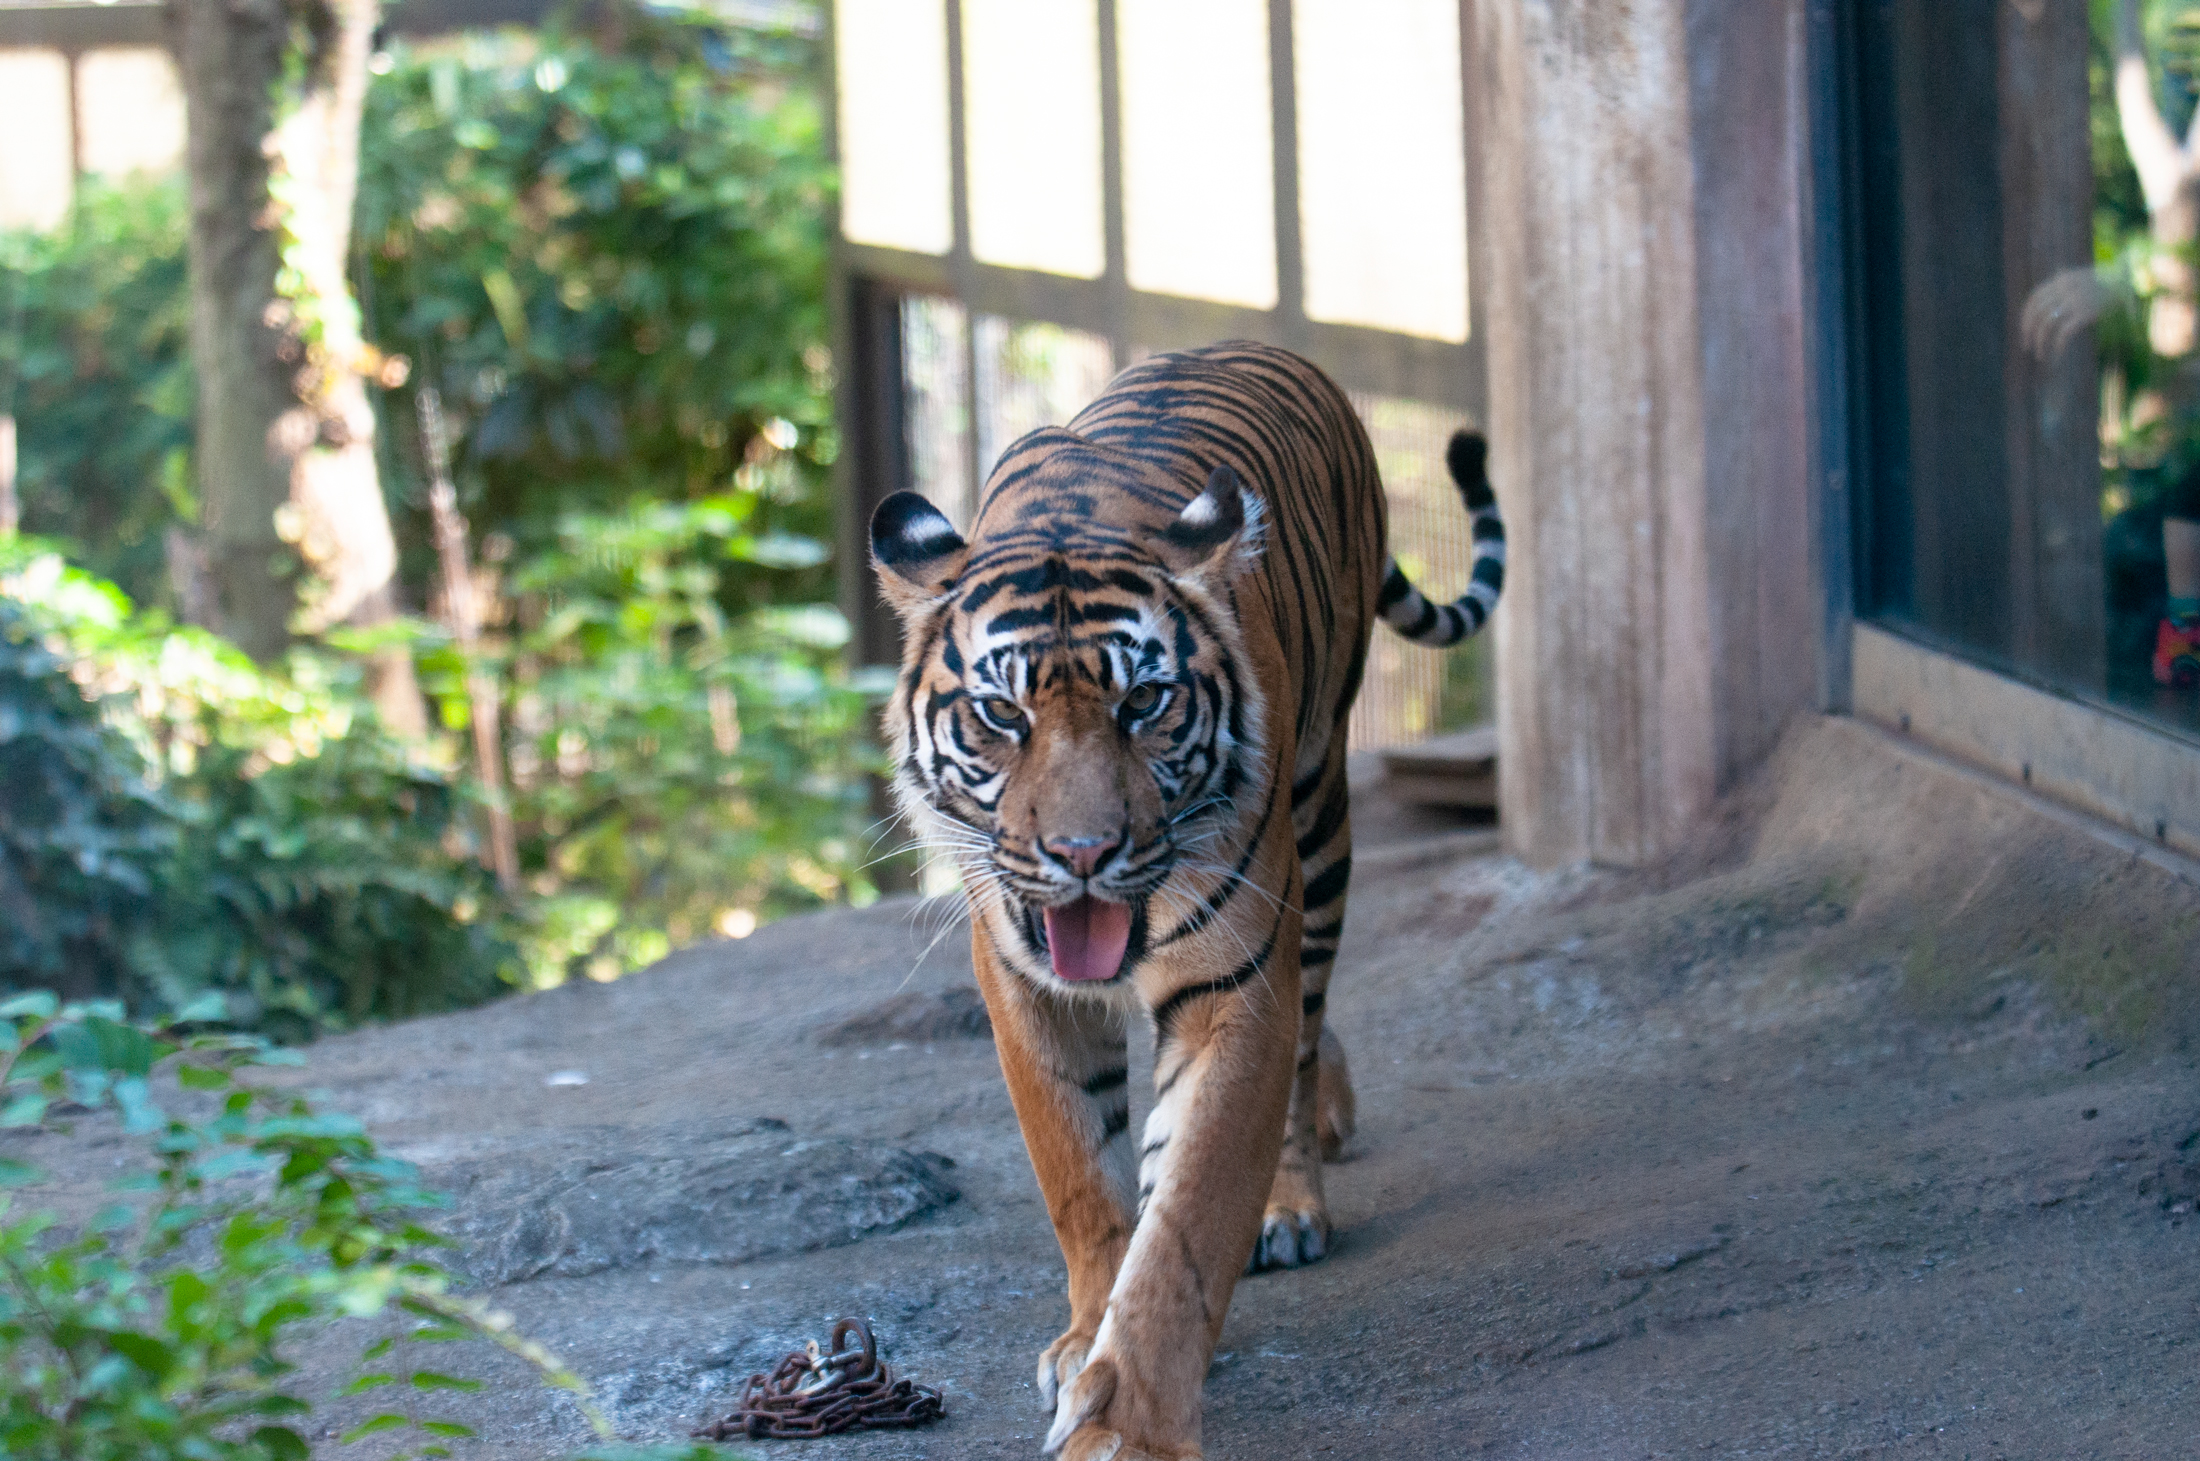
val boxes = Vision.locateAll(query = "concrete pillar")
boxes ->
[1471,0,1820,867]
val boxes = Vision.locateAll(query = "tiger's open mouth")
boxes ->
[1041,895,1132,982]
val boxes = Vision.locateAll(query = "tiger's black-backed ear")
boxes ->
[1156,464,1264,578]
[870,491,969,616]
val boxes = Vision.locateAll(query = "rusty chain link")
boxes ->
[692,1316,945,1440]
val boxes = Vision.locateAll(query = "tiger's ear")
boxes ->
[870,492,969,617]
[1156,464,1265,579]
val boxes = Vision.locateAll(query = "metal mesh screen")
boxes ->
[1345,392,1487,750]
[899,294,974,528]
[971,315,1119,488]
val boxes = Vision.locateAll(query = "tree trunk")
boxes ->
[171,0,427,737]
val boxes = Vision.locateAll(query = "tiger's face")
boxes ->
[871,455,1267,989]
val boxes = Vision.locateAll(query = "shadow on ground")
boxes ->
[21,716,2200,1458]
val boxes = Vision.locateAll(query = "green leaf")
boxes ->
[342,1373,398,1395]
[250,1426,311,1461]
[409,1370,485,1392]
[107,1330,176,1380]
[341,1413,414,1443]
[0,1093,49,1128]
[0,992,58,1021]
[363,1336,396,1359]
[0,1157,45,1187]
[419,1421,477,1439]
[175,1063,231,1091]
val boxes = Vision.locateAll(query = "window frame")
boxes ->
[1815,0,2200,859]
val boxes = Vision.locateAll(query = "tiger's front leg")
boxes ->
[969,935,1139,1414]
[1043,934,1302,1461]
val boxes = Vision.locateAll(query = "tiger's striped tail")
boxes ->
[1376,429,1505,646]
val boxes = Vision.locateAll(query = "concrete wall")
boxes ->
[1471,0,1821,866]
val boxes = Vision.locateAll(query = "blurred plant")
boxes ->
[447,496,887,987]
[0,179,193,608]
[356,8,837,583]
[0,991,744,1459]
[2055,2,2200,494]
[1,3,893,1012]
[1,543,516,1036]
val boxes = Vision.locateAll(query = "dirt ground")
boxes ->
[19,715,2200,1459]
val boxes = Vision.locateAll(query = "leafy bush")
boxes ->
[0,180,194,609]
[356,11,837,578]
[0,4,893,1010]
[475,497,885,984]
[0,992,740,1459]
[1,546,516,1034]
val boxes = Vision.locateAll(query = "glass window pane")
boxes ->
[972,316,1116,485]
[836,0,953,255]
[1853,0,2200,742]
[0,50,73,232]
[77,49,185,179]
[1118,0,1276,308]
[1293,0,1467,342]
[962,0,1105,279]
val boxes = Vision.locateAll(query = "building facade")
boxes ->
[828,0,2200,866]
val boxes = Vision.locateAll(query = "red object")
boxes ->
[2156,615,2200,689]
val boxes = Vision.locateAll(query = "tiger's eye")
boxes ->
[979,697,1025,729]
[1124,683,1162,715]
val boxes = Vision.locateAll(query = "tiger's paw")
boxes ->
[1042,1352,1202,1461]
[1248,1201,1330,1271]
[1047,1427,1194,1461]
[1037,1327,1101,1411]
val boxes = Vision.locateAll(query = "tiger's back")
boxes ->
[1060,342,1389,786]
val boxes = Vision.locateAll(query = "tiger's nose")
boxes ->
[1042,833,1122,879]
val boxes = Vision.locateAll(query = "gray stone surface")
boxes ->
[444,1122,959,1285]
[815,986,992,1047]
[16,716,2199,1459]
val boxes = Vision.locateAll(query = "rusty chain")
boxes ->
[692,1316,945,1440]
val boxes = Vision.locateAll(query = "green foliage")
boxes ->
[1,545,517,1034]
[0,178,194,608]
[1,4,892,1007]
[0,992,454,1460]
[348,8,891,982]
[477,498,884,984]
[355,12,837,578]
[0,993,746,1460]
[0,4,894,1004]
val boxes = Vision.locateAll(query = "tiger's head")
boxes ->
[870,434,1268,991]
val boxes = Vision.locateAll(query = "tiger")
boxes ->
[870,340,1504,1461]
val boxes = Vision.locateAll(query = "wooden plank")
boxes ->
[1378,725,1497,810]
[1472,0,1718,866]
[1853,622,2200,859]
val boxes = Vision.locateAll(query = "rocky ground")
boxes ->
[16,716,2200,1459]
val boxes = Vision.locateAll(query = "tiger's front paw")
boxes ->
[1042,1351,1202,1460]
[1249,1200,1330,1271]
[1036,1327,1095,1412]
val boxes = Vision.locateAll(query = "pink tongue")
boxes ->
[1043,896,1132,982]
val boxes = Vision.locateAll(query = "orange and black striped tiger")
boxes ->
[870,340,1503,1460]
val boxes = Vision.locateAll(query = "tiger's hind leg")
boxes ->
[1251,752,1358,1271]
